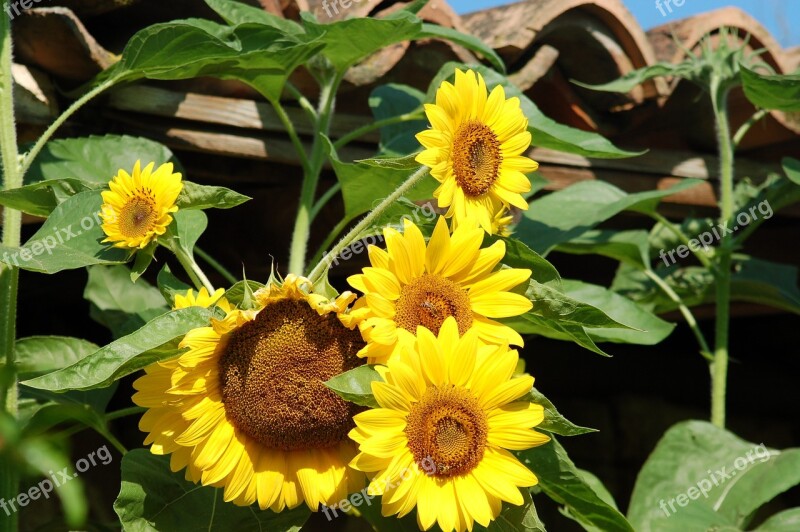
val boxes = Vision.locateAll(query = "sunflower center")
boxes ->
[452,120,502,197]
[217,299,365,451]
[118,196,158,238]
[394,274,472,335]
[405,385,487,477]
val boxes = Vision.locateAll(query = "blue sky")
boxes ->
[449,0,800,48]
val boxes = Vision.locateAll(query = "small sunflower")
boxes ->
[100,160,183,249]
[347,216,532,364]
[133,276,366,511]
[416,68,539,234]
[349,318,550,531]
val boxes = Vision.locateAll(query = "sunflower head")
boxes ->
[416,69,539,234]
[347,216,532,364]
[133,277,367,512]
[349,318,549,532]
[100,160,183,249]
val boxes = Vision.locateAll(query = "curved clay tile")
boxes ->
[13,7,118,82]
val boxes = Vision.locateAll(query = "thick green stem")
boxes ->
[711,83,734,429]
[0,10,21,532]
[287,74,342,275]
[18,79,114,179]
[307,166,430,284]
[175,248,214,293]
[644,269,712,360]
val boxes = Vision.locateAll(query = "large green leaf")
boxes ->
[204,0,303,34]
[96,19,323,101]
[0,178,91,217]
[299,11,422,71]
[467,65,643,159]
[559,280,674,345]
[523,280,635,330]
[0,190,131,273]
[85,265,169,338]
[488,236,561,288]
[325,365,381,409]
[628,421,799,532]
[22,307,211,392]
[554,230,650,270]
[114,450,310,531]
[369,84,426,156]
[517,179,704,254]
[518,437,633,532]
[740,66,800,112]
[504,312,610,357]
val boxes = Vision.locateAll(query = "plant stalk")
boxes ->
[711,82,734,429]
[0,9,21,532]
[307,165,430,284]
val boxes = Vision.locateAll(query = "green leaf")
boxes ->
[131,242,157,282]
[783,158,800,186]
[224,280,265,308]
[97,19,323,101]
[527,387,596,437]
[85,265,169,338]
[204,0,303,34]
[517,437,633,532]
[355,153,421,171]
[0,178,92,217]
[555,230,650,270]
[560,470,621,531]
[0,190,131,273]
[463,64,644,159]
[163,209,208,257]
[517,179,704,254]
[487,236,562,287]
[740,66,800,111]
[628,420,797,532]
[157,264,192,306]
[21,402,106,437]
[417,23,505,73]
[300,11,422,71]
[25,135,181,186]
[115,450,310,531]
[559,280,674,345]
[728,257,800,314]
[325,365,382,408]
[573,63,687,93]
[177,181,251,210]
[503,312,610,357]
[22,307,211,392]
[368,84,426,156]
[524,280,635,330]
[756,509,800,531]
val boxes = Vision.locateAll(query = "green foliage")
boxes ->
[740,66,800,111]
[527,388,596,437]
[628,421,800,531]
[325,365,382,409]
[114,450,311,531]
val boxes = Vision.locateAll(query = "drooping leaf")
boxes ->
[177,181,251,211]
[0,191,131,273]
[524,280,635,330]
[518,437,633,532]
[22,307,211,392]
[114,450,311,531]
[325,365,382,409]
[740,66,800,112]
[527,388,596,437]
[503,312,610,357]
[574,63,693,94]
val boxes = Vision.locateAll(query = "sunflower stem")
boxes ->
[710,80,734,429]
[0,9,21,531]
[308,166,430,284]
[287,73,343,276]
[175,248,214,294]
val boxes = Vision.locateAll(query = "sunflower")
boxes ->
[349,318,550,531]
[416,68,539,234]
[133,276,366,511]
[100,160,183,249]
[347,216,532,364]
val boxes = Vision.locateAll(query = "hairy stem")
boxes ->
[307,166,430,284]
[0,10,20,531]
[175,248,214,293]
[732,108,768,148]
[711,82,734,429]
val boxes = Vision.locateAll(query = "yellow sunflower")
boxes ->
[349,317,550,531]
[347,216,532,364]
[100,160,183,249]
[133,276,367,511]
[416,68,539,234]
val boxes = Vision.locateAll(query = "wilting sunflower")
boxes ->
[416,68,539,234]
[347,216,532,364]
[133,276,366,511]
[349,318,550,531]
[100,160,183,249]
